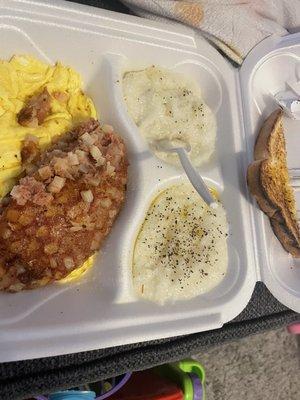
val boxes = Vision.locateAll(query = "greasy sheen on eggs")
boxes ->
[132,183,228,304]
[0,54,97,198]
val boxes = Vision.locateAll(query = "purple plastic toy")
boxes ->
[35,373,132,400]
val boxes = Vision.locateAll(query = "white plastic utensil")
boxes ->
[274,75,300,120]
[152,139,218,208]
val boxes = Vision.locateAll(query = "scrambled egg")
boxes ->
[0,54,97,198]
[58,255,95,284]
[0,55,98,282]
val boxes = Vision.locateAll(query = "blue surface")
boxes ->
[49,390,96,400]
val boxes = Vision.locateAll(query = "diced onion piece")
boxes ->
[90,232,102,251]
[106,162,115,175]
[102,124,114,134]
[78,164,89,174]
[70,221,86,231]
[53,157,70,177]
[90,145,105,165]
[75,149,86,160]
[38,165,52,180]
[48,176,66,193]
[81,132,96,146]
[70,221,81,227]
[88,176,101,187]
[106,186,120,199]
[70,226,82,232]
[68,152,79,166]
[50,258,57,269]
[101,198,112,208]
[109,209,117,218]
[64,257,75,270]
[9,283,25,292]
[91,133,99,143]
[81,190,94,203]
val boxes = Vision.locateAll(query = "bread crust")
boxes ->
[247,109,300,258]
[254,109,282,160]
[247,160,278,218]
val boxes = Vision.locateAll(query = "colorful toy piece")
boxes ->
[108,369,183,399]
[48,391,96,400]
[36,359,205,400]
[154,359,206,400]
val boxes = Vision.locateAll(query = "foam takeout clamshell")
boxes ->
[0,0,300,363]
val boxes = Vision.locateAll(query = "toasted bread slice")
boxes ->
[247,109,300,258]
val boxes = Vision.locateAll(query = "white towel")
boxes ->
[121,0,300,64]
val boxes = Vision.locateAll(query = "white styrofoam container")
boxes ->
[0,0,299,363]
